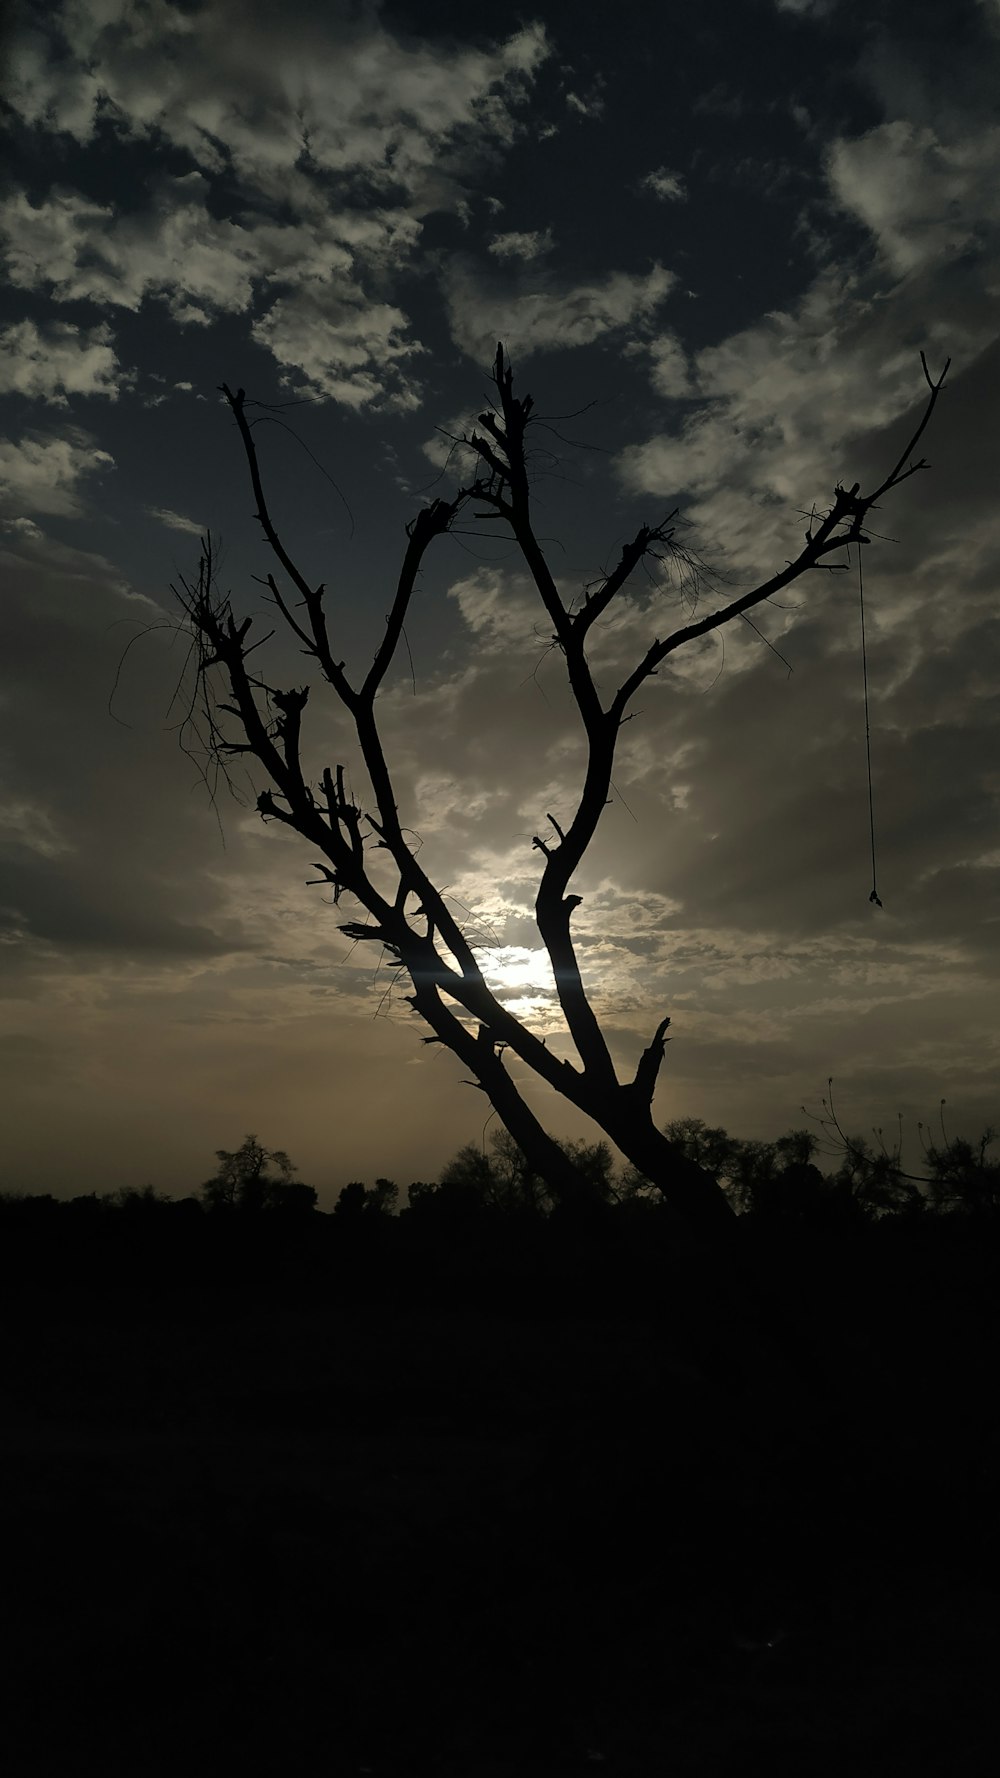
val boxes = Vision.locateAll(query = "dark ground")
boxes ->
[1,1212,998,1775]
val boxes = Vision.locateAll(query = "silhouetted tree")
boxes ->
[199,1133,314,1211]
[429,1129,619,1215]
[803,1079,933,1220]
[439,1127,550,1213]
[102,1183,169,1212]
[269,1179,320,1215]
[333,1176,398,1219]
[828,1132,923,1219]
[726,1138,780,1212]
[644,1118,833,1221]
[662,1118,740,1190]
[922,1122,1000,1219]
[562,1137,619,1205]
[728,1131,837,1223]
[405,1173,482,1225]
[177,348,948,1232]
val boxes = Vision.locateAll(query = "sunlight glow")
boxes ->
[481,944,557,1022]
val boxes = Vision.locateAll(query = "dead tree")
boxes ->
[175,346,948,1233]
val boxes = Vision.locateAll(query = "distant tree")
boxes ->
[655,1119,862,1223]
[431,1128,618,1215]
[332,1181,368,1220]
[561,1137,619,1206]
[773,1129,818,1169]
[270,1179,320,1214]
[66,1192,111,1218]
[333,1177,398,1219]
[614,1164,659,1205]
[810,1087,1000,1223]
[405,1174,482,1224]
[829,1132,923,1219]
[0,1191,58,1227]
[439,1127,550,1214]
[662,1118,740,1190]
[370,1176,400,1216]
[727,1130,839,1223]
[802,1081,931,1220]
[404,1181,435,1205]
[725,1139,780,1213]
[437,1146,495,1203]
[177,348,948,1232]
[102,1184,168,1212]
[921,1121,1000,1219]
[199,1134,314,1211]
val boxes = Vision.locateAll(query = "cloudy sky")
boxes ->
[1,0,998,1202]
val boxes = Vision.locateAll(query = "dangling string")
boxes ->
[857,543,882,908]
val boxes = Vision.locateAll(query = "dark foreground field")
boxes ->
[2,1212,998,1775]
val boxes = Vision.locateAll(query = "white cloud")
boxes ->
[640,166,687,203]
[826,121,1000,276]
[296,22,550,199]
[4,13,104,138]
[8,2,549,201]
[0,318,123,403]
[565,85,605,120]
[618,99,1000,602]
[252,291,423,411]
[419,406,486,472]
[0,428,114,517]
[146,507,204,537]
[640,331,696,399]
[618,254,991,572]
[444,259,676,362]
[0,180,257,318]
[488,229,555,261]
[0,5,552,408]
[446,566,542,648]
[0,516,43,542]
[0,177,429,403]
[1,188,112,298]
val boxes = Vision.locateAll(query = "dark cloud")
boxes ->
[0,536,255,965]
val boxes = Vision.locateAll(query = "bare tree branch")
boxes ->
[174,348,948,1232]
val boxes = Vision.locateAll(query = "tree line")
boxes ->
[3,1109,997,1231]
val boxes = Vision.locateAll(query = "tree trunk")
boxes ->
[588,1090,737,1232]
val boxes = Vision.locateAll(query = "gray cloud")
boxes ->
[639,166,687,202]
[1,4,550,410]
[488,228,556,262]
[443,257,676,363]
[146,506,205,536]
[0,533,254,968]
[0,319,124,403]
[0,427,114,516]
[827,121,1000,276]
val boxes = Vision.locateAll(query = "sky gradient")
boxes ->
[1,0,998,1203]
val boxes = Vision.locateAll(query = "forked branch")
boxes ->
[175,347,947,1232]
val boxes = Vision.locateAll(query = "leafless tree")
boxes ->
[175,345,948,1233]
